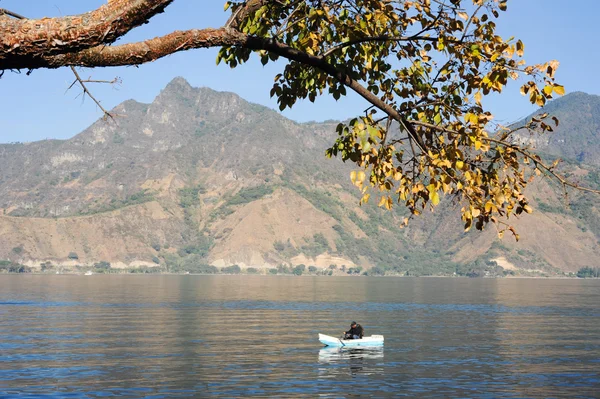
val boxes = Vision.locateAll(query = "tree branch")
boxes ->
[67,67,117,120]
[409,119,600,195]
[0,0,174,68]
[35,28,250,69]
[322,35,439,58]
[0,8,26,20]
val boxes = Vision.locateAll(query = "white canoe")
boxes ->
[319,333,384,347]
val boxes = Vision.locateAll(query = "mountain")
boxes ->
[514,92,600,166]
[0,80,598,275]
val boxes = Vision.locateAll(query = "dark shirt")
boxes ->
[345,324,363,338]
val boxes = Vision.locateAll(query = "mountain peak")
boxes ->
[164,76,193,91]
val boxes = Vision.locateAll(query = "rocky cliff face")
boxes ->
[1,79,598,274]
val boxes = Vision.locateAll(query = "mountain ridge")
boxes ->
[1,79,598,275]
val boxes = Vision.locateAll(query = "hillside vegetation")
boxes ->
[0,78,598,275]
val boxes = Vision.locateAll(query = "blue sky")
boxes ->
[1,0,599,143]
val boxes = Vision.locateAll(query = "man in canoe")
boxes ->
[343,321,364,339]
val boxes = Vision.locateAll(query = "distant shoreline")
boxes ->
[1,272,596,280]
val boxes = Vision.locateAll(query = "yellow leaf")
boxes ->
[430,191,440,206]
[357,171,366,182]
[474,91,482,105]
[516,40,524,57]
[553,85,565,96]
[536,95,545,107]
[457,12,468,20]
[484,201,494,213]
[385,197,393,211]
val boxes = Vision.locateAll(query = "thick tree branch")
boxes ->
[0,0,174,68]
[40,28,251,69]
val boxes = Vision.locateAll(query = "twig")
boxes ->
[68,67,114,120]
[409,119,600,195]
[1,6,117,120]
[0,8,26,19]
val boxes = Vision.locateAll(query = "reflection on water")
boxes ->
[0,275,599,398]
[318,347,385,376]
[319,346,385,361]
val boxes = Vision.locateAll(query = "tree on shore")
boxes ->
[1,0,597,236]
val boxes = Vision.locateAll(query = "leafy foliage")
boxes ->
[273,239,299,258]
[165,254,220,274]
[577,267,600,278]
[219,0,581,237]
[0,260,30,273]
[93,261,111,270]
[226,186,274,206]
[222,264,242,274]
[177,236,214,258]
[300,233,331,257]
[293,264,306,275]
[81,190,155,215]
[179,184,206,208]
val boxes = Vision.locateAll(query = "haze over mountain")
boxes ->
[1,78,598,274]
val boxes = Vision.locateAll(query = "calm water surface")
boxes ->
[1,275,599,398]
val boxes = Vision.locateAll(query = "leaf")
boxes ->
[516,40,524,57]
[357,171,366,183]
[553,85,565,96]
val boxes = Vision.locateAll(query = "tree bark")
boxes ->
[0,0,173,69]
[14,28,249,70]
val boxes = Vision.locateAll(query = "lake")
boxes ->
[1,275,599,398]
